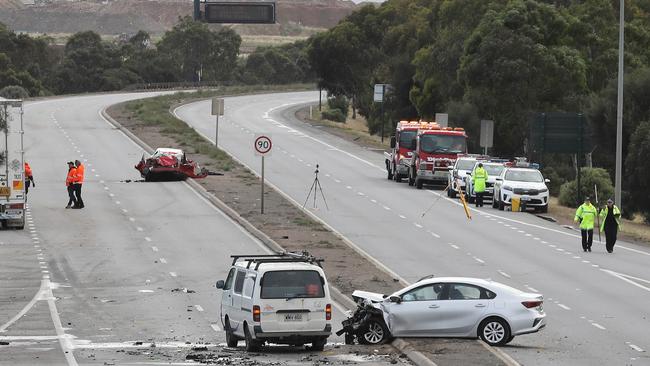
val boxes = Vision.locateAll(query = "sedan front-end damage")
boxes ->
[336,290,392,345]
[135,148,208,181]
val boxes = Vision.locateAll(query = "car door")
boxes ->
[431,283,490,336]
[220,268,236,327]
[230,270,247,334]
[383,283,447,337]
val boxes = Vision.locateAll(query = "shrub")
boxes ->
[541,166,565,196]
[0,85,29,99]
[559,167,614,208]
[321,108,346,122]
[327,95,349,115]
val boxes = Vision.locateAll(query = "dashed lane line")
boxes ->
[497,270,511,279]
[591,323,606,330]
[195,305,204,312]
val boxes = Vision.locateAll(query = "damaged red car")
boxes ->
[135,148,208,181]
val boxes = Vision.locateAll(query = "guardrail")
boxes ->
[122,81,235,91]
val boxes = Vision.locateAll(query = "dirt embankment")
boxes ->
[0,0,356,35]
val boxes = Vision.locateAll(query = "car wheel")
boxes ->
[244,324,261,352]
[311,337,327,351]
[396,173,403,183]
[539,204,548,213]
[492,194,498,208]
[224,318,239,348]
[416,179,423,189]
[359,318,389,345]
[479,317,511,346]
[450,188,457,198]
[387,166,393,180]
[498,197,505,211]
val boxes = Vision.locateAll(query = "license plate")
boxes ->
[284,313,303,322]
[0,187,10,196]
[521,196,531,201]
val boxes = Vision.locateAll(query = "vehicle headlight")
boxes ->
[539,188,548,193]
[502,185,513,191]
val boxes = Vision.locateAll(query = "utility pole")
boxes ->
[615,0,624,209]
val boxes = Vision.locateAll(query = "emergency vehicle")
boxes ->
[384,121,420,182]
[0,98,25,229]
[405,122,467,189]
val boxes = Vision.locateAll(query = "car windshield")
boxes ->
[419,134,466,154]
[399,131,417,148]
[261,270,324,299]
[456,159,476,170]
[504,169,543,182]
[483,164,504,175]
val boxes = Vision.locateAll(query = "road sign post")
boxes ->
[480,119,494,155]
[211,98,224,147]
[254,134,272,214]
[374,84,386,143]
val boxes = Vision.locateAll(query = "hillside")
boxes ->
[0,0,357,35]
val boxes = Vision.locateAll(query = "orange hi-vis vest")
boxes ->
[76,164,85,184]
[25,162,33,177]
[66,167,77,186]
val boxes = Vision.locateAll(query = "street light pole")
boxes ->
[615,0,624,209]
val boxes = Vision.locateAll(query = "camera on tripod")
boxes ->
[303,163,328,210]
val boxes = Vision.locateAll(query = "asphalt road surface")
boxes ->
[175,91,650,366]
[0,93,380,366]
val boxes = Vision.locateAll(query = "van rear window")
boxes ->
[261,270,324,299]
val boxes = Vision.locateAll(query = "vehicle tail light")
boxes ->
[326,304,332,320]
[9,203,24,209]
[522,300,543,309]
[253,305,261,322]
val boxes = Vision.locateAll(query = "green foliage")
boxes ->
[0,85,29,99]
[241,41,313,84]
[625,120,650,221]
[558,168,614,208]
[321,109,347,123]
[327,95,349,113]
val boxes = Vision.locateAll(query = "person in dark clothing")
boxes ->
[73,159,85,209]
[65,161,77,209]
[599,198,621,253]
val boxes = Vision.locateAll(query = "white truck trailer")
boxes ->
[0,98,25,230]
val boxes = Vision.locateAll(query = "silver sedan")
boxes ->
[350,277,546,346]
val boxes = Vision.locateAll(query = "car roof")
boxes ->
[415,277,524,293]
[233,261,323,273]
[504,167,538,172]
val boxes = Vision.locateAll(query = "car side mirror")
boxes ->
[215,280,225,289]
[544,179,551,183]
[389,295,402,304]
[390,136,396,149]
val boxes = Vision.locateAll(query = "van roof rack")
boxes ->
[230,251,324,270]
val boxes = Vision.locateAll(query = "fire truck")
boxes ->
[0,98,25,229]
[384,121,420,182]
[405,122,467,189]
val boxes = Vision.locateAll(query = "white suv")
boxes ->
[448,156,483,198]
[216,253,332,352]
[492,168,550,212]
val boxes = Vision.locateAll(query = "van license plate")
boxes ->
[0,187,10,197]
[284,313,303,322]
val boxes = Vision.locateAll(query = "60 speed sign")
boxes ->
[254,134,272,156]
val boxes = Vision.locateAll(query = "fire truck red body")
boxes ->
[405,122,468,189]
[384,121,420,182]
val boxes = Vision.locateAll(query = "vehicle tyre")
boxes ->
[224,318,239,348]
[311,337,327,351]
[395,174,402,183]
[244,324,261,352]
[506,335,515,344]
[408,170,415,186]
[449,188,457,198]
[498,197,505,211]
[478,317,511,346]
[387,166,393,180]
[358,318,389,345]
[416,179,423,189]
[492,194,498,208]
[539,204,548,213]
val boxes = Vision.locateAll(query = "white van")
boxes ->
[216,253,332,352]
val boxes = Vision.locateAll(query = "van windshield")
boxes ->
[261,270,324,299]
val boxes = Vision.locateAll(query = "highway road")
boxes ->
[176,91,650,366]
[0,93,370,366]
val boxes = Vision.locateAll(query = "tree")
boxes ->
[625,120,650,220]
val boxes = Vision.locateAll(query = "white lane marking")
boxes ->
[573,256,581,259]
[556,248,565,252]
[429,231,441,238]
[473,257,485,264]
[601,269,650,293]
[45,278,79,366]
[582,260,590,263]
[518,230,525,233]
[398,214,406,219]
[169,272,177,277]
[497,270,511,278]
[383,206,391,210]
[334,179,341,183]
[144,237,152,242]
[591,323,606,330]
[136,227,144,232]
[129,217,135,222]
[194,305,204,312]
[557,303,571,310]
[357,192,365,196]
[414,223,423,228]
[151,246,158,252]
[627,343,644,352]
[370,199,377,203]
[139,290,154,293]
[121,209,128,213]
[525,234,532,237]
[115,201,120,205]
[0,280,48,332]
[525,285,539,293]
[159,258,167,264]
[533,237,540,241]
[211,324,221,332]
[450,244,460,250]
[346,185,352,189]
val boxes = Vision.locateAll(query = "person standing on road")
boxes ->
[472,162,488,207]
[574,196,597,252]
[24,161,35,194]
[599,198,621,253]
[66,161,77,209]
[73,159,85,209]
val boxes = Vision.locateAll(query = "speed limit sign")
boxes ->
[254,134,272,156]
